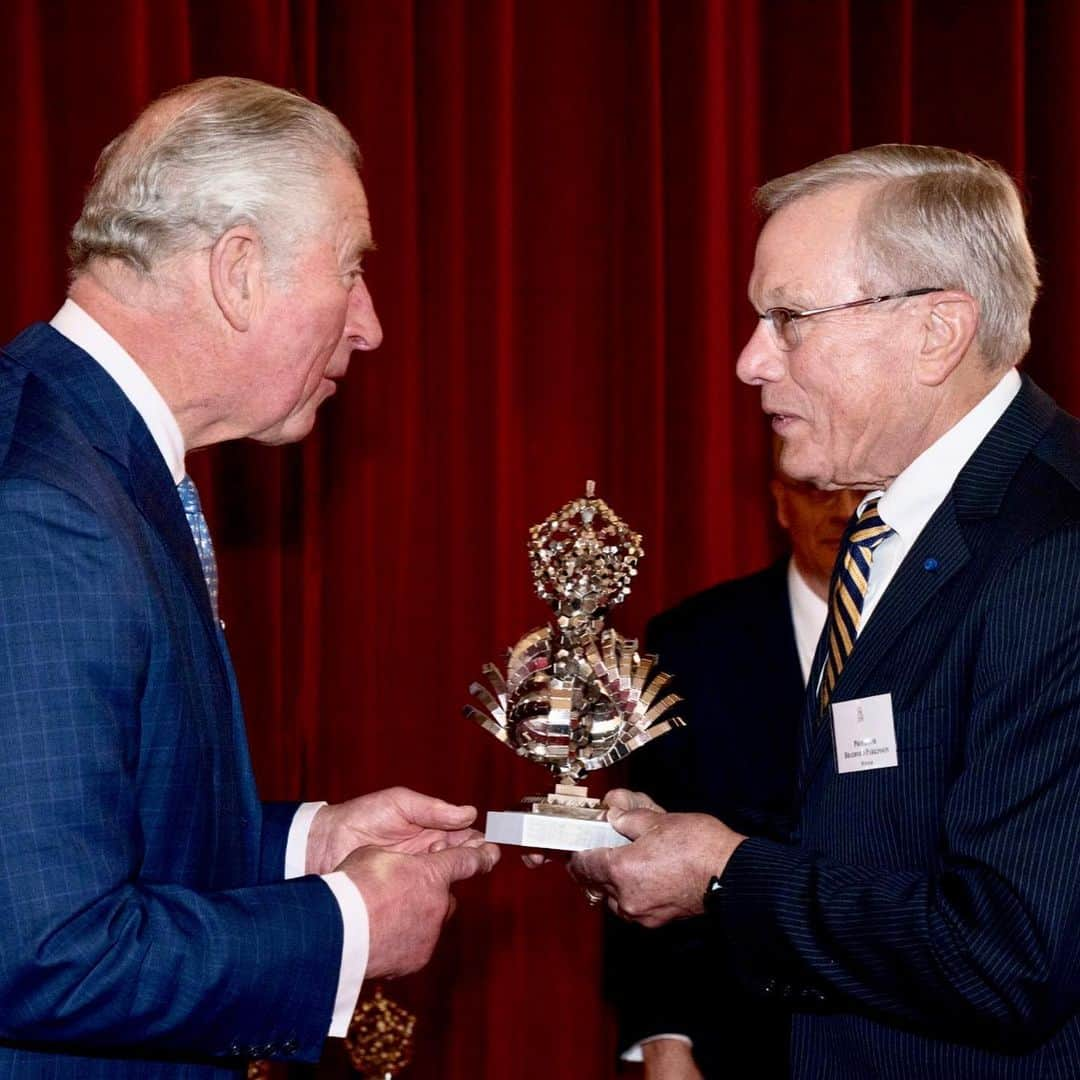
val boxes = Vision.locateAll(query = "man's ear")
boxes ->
[208,225,264,332]
[770,476,791,531]
[916,291,979,386]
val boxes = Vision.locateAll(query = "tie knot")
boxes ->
[850,496,892,549]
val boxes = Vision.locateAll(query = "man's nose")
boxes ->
[347,278,384,351]
[735,318,784,385]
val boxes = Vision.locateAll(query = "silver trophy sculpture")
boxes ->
[464,482,685,851]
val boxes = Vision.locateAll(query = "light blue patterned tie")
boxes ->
[177,474,220,622]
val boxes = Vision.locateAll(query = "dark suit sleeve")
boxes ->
[605,616,707,1055]
[712,527,1080,1050]
[0,484,342,1061]
[606,742,716,1056]
[606,596,797,1075]
[606,913,721,1052]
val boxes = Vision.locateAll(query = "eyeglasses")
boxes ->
[759,288,943,351]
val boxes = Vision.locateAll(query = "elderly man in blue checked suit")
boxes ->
[571,145,1080,1077]
[0,77,499,1077]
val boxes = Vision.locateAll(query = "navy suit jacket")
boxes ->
[712,377,1080,1078]
[0,325,342,1077]
[606,559,803,1078]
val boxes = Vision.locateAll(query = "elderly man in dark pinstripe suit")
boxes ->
[572,145,1080,1078]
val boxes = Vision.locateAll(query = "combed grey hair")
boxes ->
[755,145,1040,369]
[69,76,360,278]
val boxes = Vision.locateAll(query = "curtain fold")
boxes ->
[1,2,1076,1076]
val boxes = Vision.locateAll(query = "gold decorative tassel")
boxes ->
[345,985,417,1078]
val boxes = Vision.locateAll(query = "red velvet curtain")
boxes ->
[2,3,1079,1077]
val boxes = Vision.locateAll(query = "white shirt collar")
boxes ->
[862,367,1022,545]
[50,299,186,484]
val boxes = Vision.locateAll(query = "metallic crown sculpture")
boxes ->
[465,483,684,811]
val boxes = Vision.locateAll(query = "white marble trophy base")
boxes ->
[484,783,630,852]
[485,810,630,851]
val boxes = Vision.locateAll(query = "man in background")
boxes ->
[0,77,498,1077]
[572,145,1080,1077]
[607,468,858,1078]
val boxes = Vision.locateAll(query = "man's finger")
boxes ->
[429,841,501,881]
[567,845,612,888]
[410,828,487,854]
[605,806,663,840]
[444,827,486,847]
[602,788,664,813]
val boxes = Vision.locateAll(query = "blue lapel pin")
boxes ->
[923,557,939,572]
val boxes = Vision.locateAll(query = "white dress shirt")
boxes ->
[52,300,187,484]
[50,299,367,1037]
[858,368,1021,632]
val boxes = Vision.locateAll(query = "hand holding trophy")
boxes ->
[464,483,684,851]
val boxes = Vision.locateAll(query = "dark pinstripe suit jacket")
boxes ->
[0,325,342,1077]
[711,376,1080,1078]
[606,559,801,1078]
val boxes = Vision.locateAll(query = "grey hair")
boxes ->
[754,145,1039,369]
[69,76,360,278]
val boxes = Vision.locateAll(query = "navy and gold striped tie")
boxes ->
[818,496,893,717]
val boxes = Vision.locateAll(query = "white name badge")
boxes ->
[831,693,898,773]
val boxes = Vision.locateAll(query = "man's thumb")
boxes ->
[396,789,477,829]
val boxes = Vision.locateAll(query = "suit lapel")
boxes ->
[798,375,1059,793]
[3,323,217,635]
[799,503,971,789]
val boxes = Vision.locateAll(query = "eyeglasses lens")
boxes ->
[766,309,798,351]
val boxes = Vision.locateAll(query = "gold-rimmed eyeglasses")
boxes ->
[759,288,943,351]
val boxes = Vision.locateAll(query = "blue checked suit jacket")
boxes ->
[0,324,343,1077]
[710,376,1080,1078]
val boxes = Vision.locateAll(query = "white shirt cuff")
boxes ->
[320,870,370,1037]
[284,801,327,879]
[621,1033,694,1062]
[283,803,369,1036]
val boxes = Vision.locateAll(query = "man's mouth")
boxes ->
[770,412,802,428]
[763,399,800,423]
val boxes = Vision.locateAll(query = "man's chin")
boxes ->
[249,407,321,446]
[778,448,829,489]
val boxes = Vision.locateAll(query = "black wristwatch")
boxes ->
[702,874,724,916]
